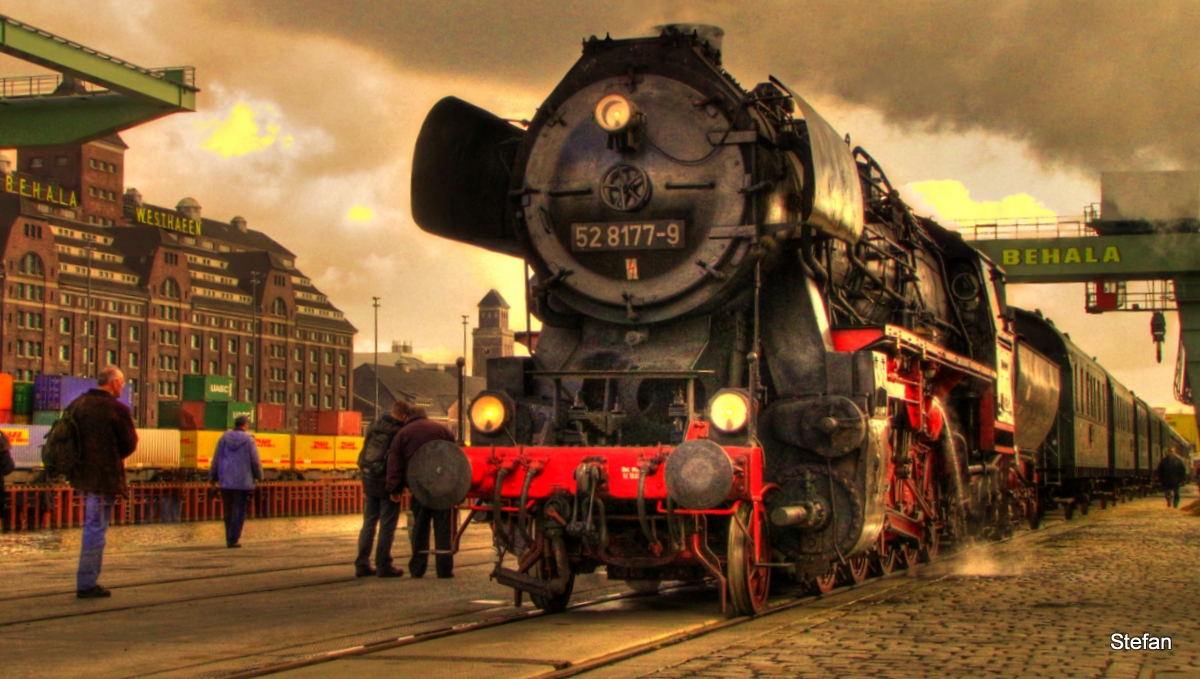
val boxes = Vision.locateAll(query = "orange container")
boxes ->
[317,410,362,436]
[0,373,13,411]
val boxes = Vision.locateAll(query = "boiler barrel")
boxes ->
[1014,342,1061,451]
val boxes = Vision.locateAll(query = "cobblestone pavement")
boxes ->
[589,489,1200,679]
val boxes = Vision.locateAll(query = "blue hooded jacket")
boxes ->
[209,429,263,491]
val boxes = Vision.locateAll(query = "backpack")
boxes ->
[42,408,82,480]
[357,418,402,479]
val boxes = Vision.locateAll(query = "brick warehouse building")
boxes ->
[0,136,356,427]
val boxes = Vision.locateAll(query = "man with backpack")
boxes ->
[67,366,139,599]
[354,400,408,578]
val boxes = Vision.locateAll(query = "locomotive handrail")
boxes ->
[531,370,716,378]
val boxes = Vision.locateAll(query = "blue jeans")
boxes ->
[1166,485,1181,508]
[77,493,114,591]
[221,490,250,546]
[356,490,401,570]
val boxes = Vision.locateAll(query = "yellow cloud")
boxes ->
[347,204,375,222]
[908,180,1056,222]
[198,103,284,158]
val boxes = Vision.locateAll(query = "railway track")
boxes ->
[212,515,1077,679]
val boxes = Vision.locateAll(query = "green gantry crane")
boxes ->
[961,171,1200,435]
[0,14,197,146]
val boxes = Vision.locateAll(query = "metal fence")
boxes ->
[2,481,410,532]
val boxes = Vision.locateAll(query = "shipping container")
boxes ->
[0,410,12,425]
[0,373,12,411]
[334,436,365,470]
[12,413,30,425]
[253,432,294,469]
[293,435,337,471]
[256,403,286,432]
[125,428,182,469]
[32,410,60,425]
[119,383,133,410]
[1,424,51,469]
[317,411,362,436]
[298,410,320,435]
[34,375,94,411]
[180,430,225,469]
[12,382,33,414]
[158,401,183,428]
[173,401,253,430]
[182,375,235,402]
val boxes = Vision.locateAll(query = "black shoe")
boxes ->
[227,543,241,549]
[356,566,377,578]
[377,566,405,578]
[77,585,111,599]
[437,573,455,579]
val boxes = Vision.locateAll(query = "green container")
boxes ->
[202,401,255,430]
[32,409,61,425]
[182,375,235,402]
[159,401,182,428]
[13,382,34,415]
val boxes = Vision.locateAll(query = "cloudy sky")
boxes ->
[1,1,1194,409]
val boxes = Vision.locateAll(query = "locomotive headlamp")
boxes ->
[595,94,637,133]
[709,390,750,433]
[469,392,512,433]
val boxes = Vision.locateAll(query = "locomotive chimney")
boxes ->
[651,23,723,53]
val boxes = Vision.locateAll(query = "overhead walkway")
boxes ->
[0,14,198,145]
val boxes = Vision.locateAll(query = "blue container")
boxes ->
[119,383,133,409]
[34,375,96,411]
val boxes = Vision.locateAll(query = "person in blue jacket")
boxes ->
[209,416,263,548]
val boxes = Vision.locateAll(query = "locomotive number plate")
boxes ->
[571,221,685,251]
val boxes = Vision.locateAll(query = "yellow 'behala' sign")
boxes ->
[1001,246,1122,266]
[134,206,202,236]
[4,174,78,207]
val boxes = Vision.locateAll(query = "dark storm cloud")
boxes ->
[205,0,1200,173]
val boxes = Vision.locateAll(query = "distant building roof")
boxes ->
[478,288,509,309]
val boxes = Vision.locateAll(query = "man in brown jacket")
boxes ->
[71,366,139,598]
[386,402,456,578]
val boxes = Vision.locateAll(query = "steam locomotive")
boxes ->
[405,25,1182,615]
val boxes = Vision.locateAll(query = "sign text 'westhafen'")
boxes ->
[134,206,202,237]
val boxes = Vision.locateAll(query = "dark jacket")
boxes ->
[0,430,12,504]
[1157,453,1188,487]
[385,416,454,495]
[359,414,405,498]
[210,429,263,491]
[68,388,139,497]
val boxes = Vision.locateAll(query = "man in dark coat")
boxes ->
[70,366,139,598]
[0,430,12,531]
[354,400,407,578]
[209,416,263,548]
[1157,450,1189,509]
[387,402,456,578]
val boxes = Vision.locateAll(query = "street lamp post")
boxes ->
[84,243,94,377]
[462,314,469,377]
[249,272,262,404]
[373,296,381,422]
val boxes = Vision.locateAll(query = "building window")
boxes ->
[59,317,71,333]
[324,350,331,365]
[106,350,117,366]
[209,337,218,351]
[339,353,347,367]
[309,393,317,407]
[246,341,254,356]
[245,365,253,378]
[339,374,347,388]
[293,370,301,384]
[59,345,69,361]
[228,338,238,353]
[323,395,332,409]
[293,393,302,406]
[309,371,317,385]
[310,349,317,362]
[129,352,138,367]
[227,364,236,378]
[271,297,286,316]
[191,334,201,349]
[294,347,302,361]
[339,396,347,409]
[30,157,43,169]
[19,253,45,276]
[209,361,218,375]
[129,326,139,341]
[245,388,253,401]
[162,277,180,299]
[107,323,117,339]
[323,373,332,387]
[190,359,200,373]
